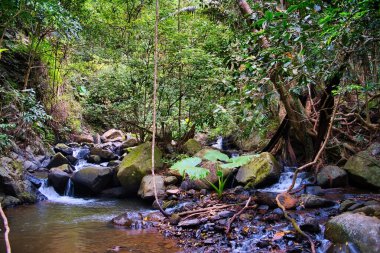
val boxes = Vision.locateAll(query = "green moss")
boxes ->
[183,139,202,155]
[12,161,23,173]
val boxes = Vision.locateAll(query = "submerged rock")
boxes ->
[325,212,380,253]
[344,143,380,189]
[112,212,143,227]
[317,165,347,188]
[117,142,163,194]
[235,152,281,188]
[138,175,165,199]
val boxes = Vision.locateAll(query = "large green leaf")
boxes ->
[203,150,230,162]
[185,166,209,180]
[170,157,202,177]
[220,155,255,169]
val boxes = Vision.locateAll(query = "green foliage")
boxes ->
[170,149,254,197]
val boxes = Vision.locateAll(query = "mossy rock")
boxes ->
[117,142,163,194]
[235,152,281,188]
[183,139,202,155]
[344,143,380,189]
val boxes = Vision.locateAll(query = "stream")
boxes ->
[0,193,180,253]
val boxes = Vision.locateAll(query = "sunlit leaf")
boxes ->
[204,150,229,162]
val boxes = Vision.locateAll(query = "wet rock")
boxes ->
[300,194,335,208]
[183,139,202,155]
[48,168,70,195]
[300,217,320,233]
[66,155,78,165]
[254,191,278,207]
[178,218,201,227]
[352,205,380,217]
[100,187,128,198]
[47,153,69,169]
[87,155,102,164]
[325,212,380,253]
[257,205,269,214]
[117,142,163,193]
[50,164,72,173]
[23,160,40,172]
[236,152,281,188]
[145,211,165,222]
[138,175,165,199]
[112,212,143,228]
[72,166,113,194]
[102,129,125,142]
[89,147,117,162]
[256,240,270,248]
[339,200,356,212]
[305,186,324,196]
[347,203,364,211]
[164,176,178,185]
[218,210,234,218]
[344,142,380,189]
[1,195,21,207]
[317,165,347,188]
[54,143,73,156]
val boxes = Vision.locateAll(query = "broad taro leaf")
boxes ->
[220,155,255,169]
[204,150,230,162]
[170,157,202,177]
[185,166,210,180]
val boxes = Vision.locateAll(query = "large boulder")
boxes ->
[47,153,69,169]
[325,212,380,253]
[235,152,281,188]
[117,142,163,194]
[89,147,117,162]
[48,168,71,195]
[102,129,125,142]
[317,165,347,188]
[71,166,113,194]
[344,143,380,189]
[53,143,73,156]
[183,139,202,155]
[138,175,165,199]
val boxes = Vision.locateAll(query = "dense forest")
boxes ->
[0,0,379,253]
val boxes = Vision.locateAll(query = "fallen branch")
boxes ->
[276,194,315,253]
[225,197,255,234]
[177,204,234,216]
[0,203,11,253]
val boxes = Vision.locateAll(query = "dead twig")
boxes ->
[177,204,235,216]
[0,203,11,253]
[225,197,255,233]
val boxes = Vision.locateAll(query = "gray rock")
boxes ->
[340,200,356,212]
[1,195,21,207]
[352,205,380,217]
[178,218,201,227]
[138,175,165,199]
[48,168,71,195]
[300,217,320,233]
[325,212,380,253]
[344,143,380,189]
[102,129,125,142]
[87,155,102,164]
[72,166,113,194]
[301,194,335,208]
[54,143,73,156]
[100,187,128,198]
[317,165,347,188]
[112,212,143,228]
[89,147,117,162]
[47,153,69,169]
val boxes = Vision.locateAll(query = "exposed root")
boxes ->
[0,203,11,253]
[276,194,316,253]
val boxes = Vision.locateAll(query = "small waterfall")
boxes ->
[64,179,74,197]
[38,179,93,204]
[212,136,223,150]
